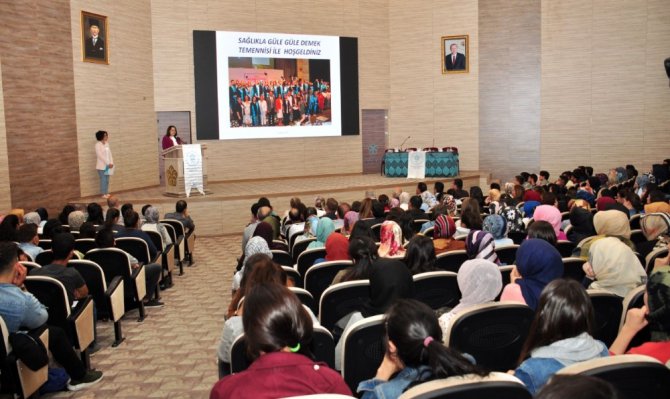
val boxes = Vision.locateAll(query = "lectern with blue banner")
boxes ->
[383,150,459,177]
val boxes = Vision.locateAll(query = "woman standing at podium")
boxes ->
[95,130,113,199]
[162,125,183,150]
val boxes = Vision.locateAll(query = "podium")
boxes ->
[162,144,208,197]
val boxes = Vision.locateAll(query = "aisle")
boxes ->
[51,236,238,398]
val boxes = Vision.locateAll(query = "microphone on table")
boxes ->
[400,136,411,151]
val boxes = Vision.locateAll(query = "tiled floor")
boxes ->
[51,235,239,398]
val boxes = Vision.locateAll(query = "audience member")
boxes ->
[483,214,513,247]
[527,220,557,246]
[165,200,195,236]
[308,217,335,250]
[404,235,436,274]
[378,220,405,258]
[116,211,158,260]
[465,230,499,264]
[78,222,97,239]
[357,299,486,398]
[644,190,670,213]
[141,206,173,249]
[68,210,87,232]
[533,205,567,240]
[332,237,378,285]
[447,178,469,199]
[567,207,596,245]
[86,202,104,225]
[583,237,647,297]
[514,279,608,394]
[58,205,75,226]
[232,236,272,291]
[432,214,465,254]
[17,223,44,261]
[576,210,634,259]
[637,213,670,260]
[241,202,261,252]
[29,233,87,304]
[0,214,20,242]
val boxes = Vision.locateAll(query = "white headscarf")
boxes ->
[589,237,647,297]
[452,259,502,314]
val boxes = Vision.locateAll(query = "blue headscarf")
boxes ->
[515,239,564,310]
[523,201,541,218]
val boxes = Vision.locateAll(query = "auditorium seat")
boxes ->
[296,248,327,277]
[645,248,668,274]
[19,260,41,273]
[399,372,530,399]
[508,231,526,245]
[562,257,586,282]
[74,238,97,255]
[34,250,54,266]
[495,245,519,265]
[304,260,353,305]
[292,238,316,262]
[628,229,647,246]
[556,240,576,258]
[587,289,623,347]
[289,287,317,315]
[412,271,461,310]
[319,280,370,331]
[444,302,534,372]
[435,250,468,273]
[629,213,641,230]
[281,266,302,288]
[557,354,670,399]
[619,285,649,351]
[339,314,385,391]
[161,222,184,275]
[270,249,293,267]
[0,315,49,398]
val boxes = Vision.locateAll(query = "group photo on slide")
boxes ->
[228,58,331,128]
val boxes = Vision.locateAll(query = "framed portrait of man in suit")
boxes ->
[81,11,109,64]
[442,35,468,74]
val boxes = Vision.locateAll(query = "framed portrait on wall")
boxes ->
[81,11,109,64]
[442,35,468,74]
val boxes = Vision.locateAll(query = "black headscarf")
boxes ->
[567,207,597,245]
[361,259,414,317]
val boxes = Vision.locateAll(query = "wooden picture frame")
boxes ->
[442,35,468,74]
[81,11,109,64]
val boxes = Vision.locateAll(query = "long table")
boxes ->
[383,151,459,177]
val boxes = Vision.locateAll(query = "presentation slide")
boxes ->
[193,31,359,141]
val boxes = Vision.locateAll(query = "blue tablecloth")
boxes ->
[383,152,459,177]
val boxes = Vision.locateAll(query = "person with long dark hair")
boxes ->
[211,283,351,398]
[514,279,608,394]
[404,235,436,274]
[358,299,487,398]
[162,125,183,150]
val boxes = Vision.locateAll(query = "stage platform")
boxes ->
[71,171,489,236]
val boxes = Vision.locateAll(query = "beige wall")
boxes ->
[150,0,392,181]
[0,57,11,211]
[540,0,670,179]
[388,0,479,171]
[71,1,158,197]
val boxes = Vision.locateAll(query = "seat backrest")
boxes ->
[412,271,461,310]
[161,218,186,237]
[496,266,515,300]
[370,223,382,242]
[34,250,54,266]
[556,240,576,258]
[445,302,534,372]
[340,315,385,392]
[85,248,135,301]
[24,276,71,331]
[423,226,434,238]
[0,315,10,358]
[587,289,623,347]
[270,249,294,267]
[161,222,178,243]
[557,354,670,399]
[312,325,336,369]
[297,248,328,277]
[292,237,316,262]
[629,213,641,230]
[74,238,97,255]
[319,280,371,331]
[645,248,669,274]
[68,259,107,315]
[230,334,252,373]
[115,237,151,264]
[289,287,317,315]
[399,372,531,399]
[37,239,52,250]
[495,245,519,265]
[144,230,163,251]
[304,260,353,304]
[281,266,302,288]
[19,261,41,273]
[435,250,468,273]
[507,231,527,245]
[619,285,649,350]
[562,257,586,282]
[629,229,647,246]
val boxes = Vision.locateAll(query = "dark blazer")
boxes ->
[445,52,466,70]
[85,36,106,59]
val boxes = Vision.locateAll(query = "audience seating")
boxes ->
[560,211,570,221]
[272,239,289,252]
[19,261,41,273]
[161,221,184,275]
[0,316,49,399]
[645,248,668,274]
[281,266,302,288]
[339,314,385,392]
[629,214,641,230]
[556,240,576,258]
[496,266,515,301]
[422,226,434,238]
[399,372,531,399]
[435,250,468,273]
[74,238,97,255]
[292,238,316,262]
[144,230,176,288]
[495,245,519,265]
[270,249,293,267]
[562,257,586,282]
[629,229,647,246]
[34,250,54,266]
[289,287,318,315]
[444,302,534,372]
[85,248,147,321]
[557,354,670,399]
[68,259,125,347]
[304,260,353,305]
[619,285,649,350]
[587,289,623,347]
[116,237,156,265]
[370,223,382,242]
[508,231,526,245]
[162,218,195,266]
[37,239,52,250]
[24,276,95,369]
[296,248,327,277]
[412,271,461,310]
[413,219,430,233]
[287,230,303,253]
[319,280,371,331]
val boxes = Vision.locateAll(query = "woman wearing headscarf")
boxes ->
[334,258,414,369]
[499,204,525,234]
[307,217,335,250]
[465,230,499,264]
[500,239,564,310]
[637,213,670,260]
[378,220,405,258]
[141,206,172,249]
[483,215,514,247]
[533,205,568,241]
[438,259,502,335]
[523,201,541,220]
[432,215,465,254]
[567,207,597,245]
[577,209,635,259]
[485,188,502,215]
[253,221,285,251]
[232,236,273,291]
[595,196,617,212]
[398,192,411,211]
[583,237,647,297]
[324,233,350,262]
[420,190,438,211]
[610,266,670,363]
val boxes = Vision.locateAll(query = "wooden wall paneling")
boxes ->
[0,57,11,210]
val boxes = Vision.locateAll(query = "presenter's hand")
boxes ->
[108,163,114,168]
